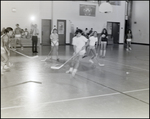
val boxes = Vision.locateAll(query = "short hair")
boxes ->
[16,24,19,26]
[53,28,57,32]
[75,29,83,35]
[3,27,13,34]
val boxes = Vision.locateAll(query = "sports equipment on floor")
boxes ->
[10,49,38,59]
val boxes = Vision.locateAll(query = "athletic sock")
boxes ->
[66,67,73,74]
[89,59,94,64]
[99,63,105,66]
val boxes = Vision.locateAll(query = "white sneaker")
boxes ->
[129,47,132,50]
[99,63,105,66]
[66,68,73,74]
[72,69,77,77]
[4,65,10,70]
[126,48,129,51]
[89,59,94,64]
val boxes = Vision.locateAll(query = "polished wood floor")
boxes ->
[1,44,149,118]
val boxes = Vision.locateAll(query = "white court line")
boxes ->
[1,88,149,110]
[1,92,120,110]
[103,59,149,72]
[123,88,149,93]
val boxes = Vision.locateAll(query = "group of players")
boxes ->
[49,27,108,77]
[1,24,132,77]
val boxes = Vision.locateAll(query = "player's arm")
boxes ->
[3,37,10,55]
[81,37,89,50]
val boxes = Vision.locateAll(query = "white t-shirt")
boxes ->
[89,36,98,46]
[32,28,39,37]
[72,35,88,55]
[50,33,59,46]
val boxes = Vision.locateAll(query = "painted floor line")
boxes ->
[1,92,120,110]
[123,88,149,93]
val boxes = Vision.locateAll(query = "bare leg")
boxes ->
[100,42,104,57]
[72,55,82,76]
[103,42,107,57]
[14,38,17,49]
[66,54,76,73]
[126,41,129,51]
[129,41,132,50]
[91,48,97,59]
[1,53,9,69]
[56,46,59,61]
[18,38,23,50]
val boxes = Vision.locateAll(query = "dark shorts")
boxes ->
[101,38,107,42]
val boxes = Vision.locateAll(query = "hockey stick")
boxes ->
[51,46,86,70]
[41,41,58,61]
[10,49,38,59]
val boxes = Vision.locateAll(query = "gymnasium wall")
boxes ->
[1,1,41,32]
[1,1,126,44]
[52,1,126,44]
[131,1,149,44]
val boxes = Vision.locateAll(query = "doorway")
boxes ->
[41,19,51,45]
[107,22,120,44]
[57,20,66,45]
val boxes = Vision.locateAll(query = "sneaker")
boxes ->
[72,69,77,77]
[89,59,94,64]
[126,48,129,51]
[129,47,132,50]
[4,65,10,70]
[82,55,87,58]
[99,63,105,66]
[66,68,73,74]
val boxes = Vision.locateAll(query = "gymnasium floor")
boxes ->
[1,44,149,118]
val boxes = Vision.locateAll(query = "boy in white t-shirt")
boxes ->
[66,29,89,77]
[88,31,98,64]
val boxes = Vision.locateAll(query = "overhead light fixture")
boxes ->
[30,16,35,21]
[12,8,16,12]
[98,1,113,13]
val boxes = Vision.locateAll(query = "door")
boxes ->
[57,20,66,45]
[112,22,120,44]
[42,19,51,45]
[107,22,113,45]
